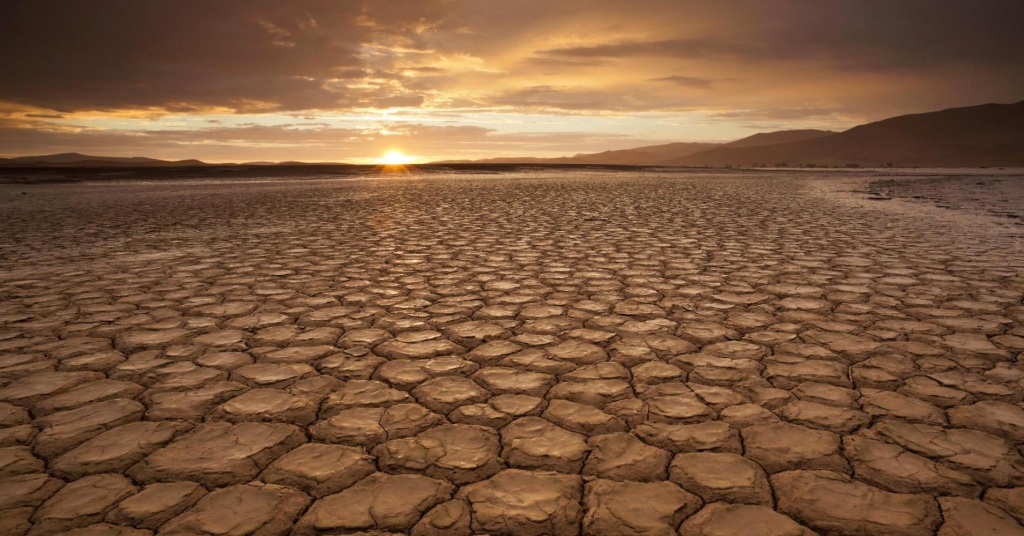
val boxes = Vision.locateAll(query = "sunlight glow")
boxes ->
[378,149,414,165]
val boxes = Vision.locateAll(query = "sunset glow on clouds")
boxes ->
[2,0,1023,162]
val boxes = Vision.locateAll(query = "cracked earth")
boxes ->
[1,169,1023,535]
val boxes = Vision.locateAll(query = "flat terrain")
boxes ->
[1,169,1023,535]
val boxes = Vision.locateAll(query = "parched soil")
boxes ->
[1,169,1023,535]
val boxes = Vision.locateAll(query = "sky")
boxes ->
[2,0,1023,163]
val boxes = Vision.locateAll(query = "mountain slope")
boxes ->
[664,101,1024,167]
[565,142,720,164]
[435,142,720,165]
[434,131,836,165]
[0,153,208,166]
[723,129,834,148]
[6,153,163,164]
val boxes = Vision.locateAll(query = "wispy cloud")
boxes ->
[1,0,1022,159]
[649,76,716,89]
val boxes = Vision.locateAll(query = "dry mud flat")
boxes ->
[0,169,1023,535]
[858,173,1024,226]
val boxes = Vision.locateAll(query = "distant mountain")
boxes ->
[431,134,840,165]
[434,156,555,164]
[4,152,165,164]
[0,153,207,167]
[272,161,348,166]
[433,142,721,165]
[7,101,1021,168]
[664,101,1024,167]
[723,129,834,148]
[567,142,721,165]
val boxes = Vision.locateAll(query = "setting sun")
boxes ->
[379,150,414,166]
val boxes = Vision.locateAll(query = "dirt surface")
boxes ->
[860,174,1024,225]
[1,169,1023,535]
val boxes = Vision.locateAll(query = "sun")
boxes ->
[378,149,414,166]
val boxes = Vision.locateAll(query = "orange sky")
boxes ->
[2,1,1023,163]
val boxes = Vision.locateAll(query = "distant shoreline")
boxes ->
[3,163,1024,186]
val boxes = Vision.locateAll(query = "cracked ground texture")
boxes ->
[1,169,1023,536]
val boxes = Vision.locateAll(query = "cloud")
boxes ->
[489,86,617,111]
[487,85,723,114]
[708,107,851,121]
[537,39,759,60]
[0,118,659,162]
[4,1,1022,116]
[650,76,716,89]
[2,0,1024,159]
[0,0,447,113]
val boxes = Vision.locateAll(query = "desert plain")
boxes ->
[1,168,1024,536]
